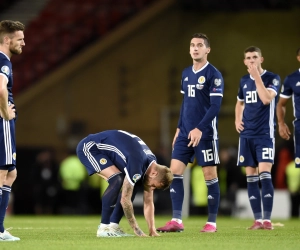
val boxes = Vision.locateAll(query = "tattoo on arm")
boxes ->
[121,178,141,231]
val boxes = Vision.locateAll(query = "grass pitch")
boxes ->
[2,215,300,250]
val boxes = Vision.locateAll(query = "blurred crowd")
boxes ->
[9,142,300,218]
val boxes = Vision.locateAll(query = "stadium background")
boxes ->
[1,0,300,215]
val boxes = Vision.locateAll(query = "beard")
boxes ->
[10,46,22,55]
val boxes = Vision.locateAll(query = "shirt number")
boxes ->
[245,91,257,103]
[188,85,195,97]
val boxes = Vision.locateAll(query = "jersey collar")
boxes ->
[250,69,266,80]
[192,61,209,74]
[0,51,10,61]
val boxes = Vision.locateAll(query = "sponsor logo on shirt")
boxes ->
[184,77,188,81]
[196,84,204,90]
[295,157,300,165]
[243,84,247,89]
[296,82,300,86]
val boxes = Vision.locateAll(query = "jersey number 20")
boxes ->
[245,91,257,103]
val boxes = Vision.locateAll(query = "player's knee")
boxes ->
[108,173,124,190]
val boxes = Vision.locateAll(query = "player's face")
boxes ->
[244,51,264,69]
[143,176,163,191]
[189,38,210,61]
[9,31,25,55]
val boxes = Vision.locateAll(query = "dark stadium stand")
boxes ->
[11,0,156,95]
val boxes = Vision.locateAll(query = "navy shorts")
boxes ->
[0,118,16,170]
[237,137,275,167]
[76,137,115,175]
[172,135,219,166]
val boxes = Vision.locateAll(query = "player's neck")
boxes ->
[193,59,207,71]
[258,67,264,74]
[0,47,11,59]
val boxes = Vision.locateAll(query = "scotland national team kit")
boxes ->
[0,52,16,171]
[76,130,157,185]
[173,61,224,166]
[237,70,281,166]
[279,69,300,167]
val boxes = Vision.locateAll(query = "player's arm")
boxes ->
[276,97,291,140]
[0,75,9,119]
[248,65,276,105]
[0,75,15,120]
[143,188,159,236]
[235,99,244,133]
[188,95,222,147]
[120,177,147,237]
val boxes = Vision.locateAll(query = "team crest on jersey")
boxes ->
[1,66,10,75]
[296,82,300,86]
[272,79,279,86]
[295,157,300,165]
[239,155,244,163]
[198,76,205,84]
[132,174,141,183]
[99,158,107,165]
[214,78,222,86]
[12,152,16,160]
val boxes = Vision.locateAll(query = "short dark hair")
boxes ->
[244,46,262,57]
[191,33,210,48]
[296,48,300,56]
[0,20,25,43]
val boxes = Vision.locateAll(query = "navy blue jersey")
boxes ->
[0,52,14,105]
[279,69,300,130]
[237,70,280,138]
[76,130,157,186]
[178,62,224,140]
[0,52,16,169]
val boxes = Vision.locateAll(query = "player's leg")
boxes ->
[156,159,186,232]
[294,132,300,168]
[108,185,139,236]
[256,137,275,230]
[237,137,263,230]
[245,166,263,229]
[196,140,220,233]
[76,139,124,237]
[97,170,125,237]
[0,119,19,241]
[258,163,274,230]
[157,136,193,233]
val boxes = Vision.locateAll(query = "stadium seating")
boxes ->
[11,0,157,94]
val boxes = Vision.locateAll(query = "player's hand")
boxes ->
[278,123,291,140]
[235,120,244,133]
[188,128,202,147]
[8,104,16,120]
[0,104,16,120]
[134,228,148,237]
[247,63,260,78]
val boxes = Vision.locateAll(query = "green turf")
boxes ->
[1,215,300,250]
